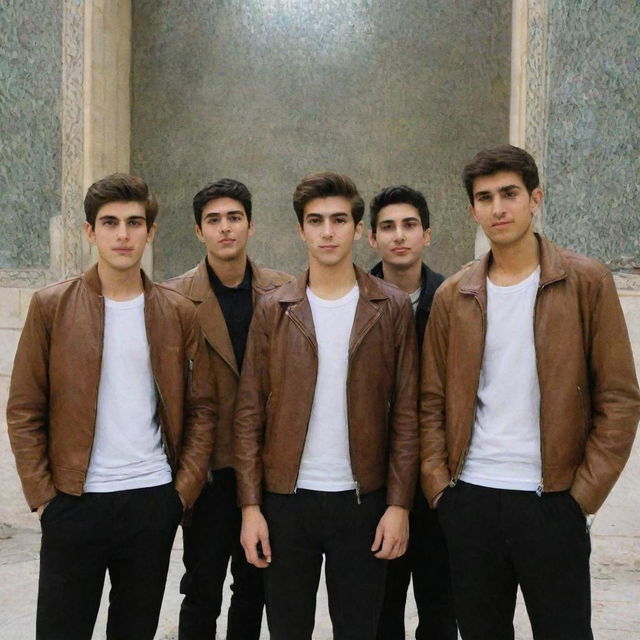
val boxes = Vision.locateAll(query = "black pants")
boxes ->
[179,467,264,640]
[262,488,388,640]
[37,482,182,640]
[377,489,457,640]
[438,481,593,640]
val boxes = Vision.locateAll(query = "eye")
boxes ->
[230,215,242,222]
[128,219,143,226]
[206,217,219,224]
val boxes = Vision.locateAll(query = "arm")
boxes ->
[374,297,418,559]
[234,299,271,507]
[6,294,57,511]
[419,287,452,507]
[174,309,217,509]
[570,271,640,514]
[234,300,272,562]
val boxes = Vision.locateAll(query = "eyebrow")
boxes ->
[203,210,245,217]
[474,184,521,198]
[304,212,350,220]
[378,216,421,225]
[97,214,146,222]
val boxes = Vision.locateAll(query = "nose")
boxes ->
[492,195,506,217]
[220,215,231,232]
[321,219,334,238]
[393,227,405,242]
[116,221,129,240]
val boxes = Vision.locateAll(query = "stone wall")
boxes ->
[131,0,512,280]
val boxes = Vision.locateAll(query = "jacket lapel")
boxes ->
[190,259,238,376]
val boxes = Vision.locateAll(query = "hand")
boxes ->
[36,501,51,519]
[371,506,409,560]
[241,505,272,568]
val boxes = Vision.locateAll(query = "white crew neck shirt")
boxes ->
[460,266,542,491]
[296,284,360,491]
[84,294,172,492]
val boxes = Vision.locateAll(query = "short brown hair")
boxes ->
[462,145,540,204]
[84,173,158,229]
[292,172,364,225]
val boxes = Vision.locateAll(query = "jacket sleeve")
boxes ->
[7,294,57,510]
[419,287,453,507]
[174,308,217,509]
[570,271,640,514]
[385,297,420,509]
[233,298,270,506]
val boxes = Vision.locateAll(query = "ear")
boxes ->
[354,220,364,241]
[468,203,479,225]
[530,187,544,214]
[297,222,306,242]
[146,222,157,244]
[83,221,96,245]
[422,228,432,248]
[367,229,378,249]
[195,223,205,243]
[247,220,255,237]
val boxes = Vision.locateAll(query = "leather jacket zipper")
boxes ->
[451,293,486,486]
[534,283,546,497]
[286,308,317,494]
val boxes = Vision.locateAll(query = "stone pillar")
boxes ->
[0,0,137,379]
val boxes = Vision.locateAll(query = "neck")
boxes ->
[307,258,356,300]
[97,262,144,300]
[381,259,422,294]
[488,231,539,285]
[208,252,248,287]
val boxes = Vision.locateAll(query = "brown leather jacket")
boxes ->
[234,266,420,509]
[420,235,640,514]
[163,258,293,471]
[7,265,216,511]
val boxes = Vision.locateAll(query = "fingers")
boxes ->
[260,533,272,565]
[374,533,407,560]
[370,523,383,553]
[241,508,272,569]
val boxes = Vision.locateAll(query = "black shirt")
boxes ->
[206,259,253,369]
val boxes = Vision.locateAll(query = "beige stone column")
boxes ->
[0,0,137,378]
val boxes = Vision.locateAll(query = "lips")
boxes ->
[391,247,410,254]
[113,247,133,254]
[219,238,236,245]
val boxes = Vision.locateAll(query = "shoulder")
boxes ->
[556,245,611,283]
[154,282,198,317]
[254,265,295,287]
[162,265,199,295]
[30,275,85,313]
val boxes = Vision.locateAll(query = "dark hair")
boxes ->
[292,172,364,225]
[84,173,158,229]
[369,185,430,233]
[462,145,540,204]
[193,178,252,226]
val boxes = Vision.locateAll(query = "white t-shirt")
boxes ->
[409,286,421,314]
[296,285,359,491]
[460,267,542,491]
[84,294,172,492]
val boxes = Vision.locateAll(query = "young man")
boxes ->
[163,178,291,640]
[7,174,215,640]
[420,145,640,639]
[234,172,420,639]
[368,185,456,640]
